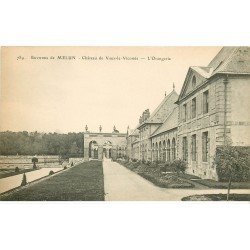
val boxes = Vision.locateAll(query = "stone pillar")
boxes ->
[98,146,103,161]
[112,147,117,160]
[84,147,89,161]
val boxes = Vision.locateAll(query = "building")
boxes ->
[176,46,250,180]
[128,46,250,180]
[83,126,127,161]
[126,127,139,160]
[127,87,178,162]
[150,106,178,162]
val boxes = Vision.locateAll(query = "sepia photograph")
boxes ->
[1,2,250,250]
[0,46,249,201]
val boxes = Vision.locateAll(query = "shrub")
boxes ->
[214,146,250,201]
[164,162,172,171]
[215,146,250,182]
[32,156,38,163]
[21,173,27,186]
[15,167,20,173]
[172,159,187,174]
[160,165,167,172]
[49,170,55,175]
[150,161,158,168]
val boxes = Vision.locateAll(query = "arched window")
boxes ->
[89,141,98,159]
[159,141,162,162]
[172,138,176,160]
[167,139,171,162]
[155,142,158,162]
[192,75,196,88]
[163,140,166,162]
[152,143,155,161]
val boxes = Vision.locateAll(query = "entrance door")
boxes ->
[94,149,98,159]
[103,148,107,158]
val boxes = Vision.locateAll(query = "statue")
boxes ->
[113,125,119,133]
[99,125,102,132]
[85,125,88,132]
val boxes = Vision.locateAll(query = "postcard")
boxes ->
[0,46,249,201]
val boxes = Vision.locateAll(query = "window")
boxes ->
[192,75,196,88]
[202,132,209,162]
[182,137,188,161]
[167,139,171,162]
[192,97,196,118]
[171,138,176,160]
[191,134,197,161]
[163,141,166,162]
[155,142,158,162]
[203,90,209,114]
[159,141,162,162]
[183,104,187,122]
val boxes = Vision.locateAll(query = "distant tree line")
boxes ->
[0,131,84,157]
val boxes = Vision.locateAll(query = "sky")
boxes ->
[0,46,221,133]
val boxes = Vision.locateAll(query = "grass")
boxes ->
[118,161,193,188]
[177,172,201,180]
[0,168,35,179]
[0,161,104,201]
[182,194,250,201]
[192,179,250,189]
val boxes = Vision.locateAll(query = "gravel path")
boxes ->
[103,160,250,201]
[0,167,63,194]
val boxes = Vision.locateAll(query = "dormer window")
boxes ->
[192,75,196,88]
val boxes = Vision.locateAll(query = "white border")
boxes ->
[1,1,250,250]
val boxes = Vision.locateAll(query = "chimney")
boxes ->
[139,116,142,124]
[142,111,146,122]
[145,109,150,120]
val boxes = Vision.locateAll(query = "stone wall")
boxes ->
[84,132,127,161]
[177,74,250,180]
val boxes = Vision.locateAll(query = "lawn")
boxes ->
[118,160,193,188]
[182,194,250,201]
[0,161,104,201]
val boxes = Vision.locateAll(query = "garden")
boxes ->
[0,161,104,201]
[116,158,195,188]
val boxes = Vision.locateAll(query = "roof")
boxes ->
[210,47,250,75]
[190,66,213,78]
[150,106,178,138]
[128,128,139,136]
[177,46,250,103]
[138,90,179,128]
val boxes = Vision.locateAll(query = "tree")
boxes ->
[32,156,38,169]
[21,173,27,186]
[214,146,250,201]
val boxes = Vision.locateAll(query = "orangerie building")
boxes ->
[126,47,250,180]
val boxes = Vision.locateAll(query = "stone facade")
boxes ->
[126,89,179,162]
[84,129,127,161]
[128,46,250,180]
[150,107,178,162]
[176,47,250,180]
[126,128,139,159]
